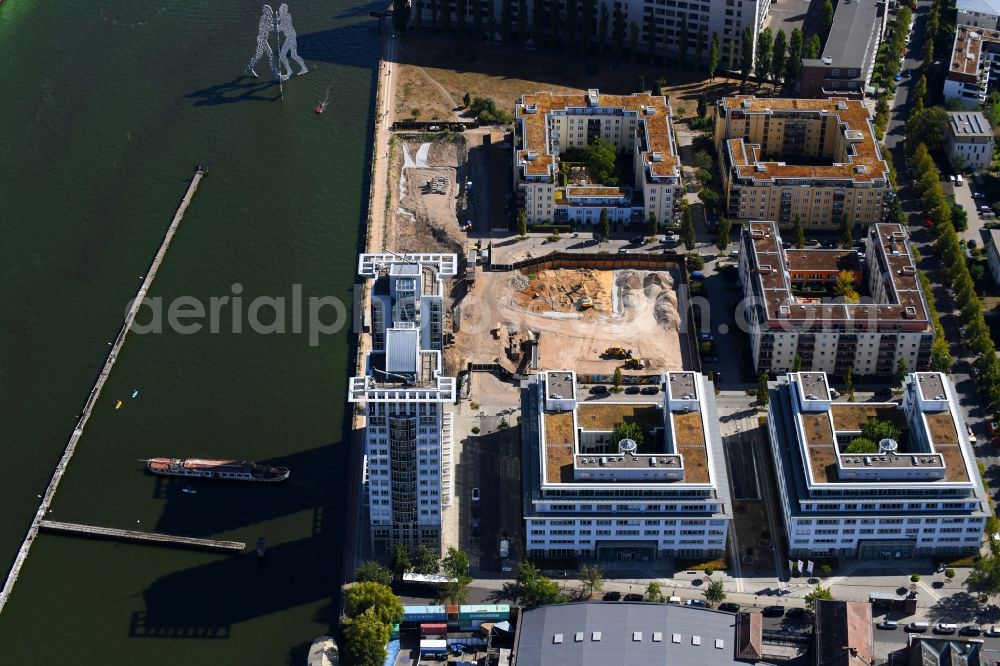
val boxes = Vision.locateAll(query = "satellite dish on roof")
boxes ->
[619,438,637,455]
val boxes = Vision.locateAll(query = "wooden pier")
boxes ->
[0,167,207,616]
[38,521,245,554]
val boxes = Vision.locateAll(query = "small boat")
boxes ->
[315,104,325,114]
[115,400,123,410]
[181,486,197,494]
[144,457,290,482]
[256,537,267,558]
[307,636,339,666]
[132,389,139,398]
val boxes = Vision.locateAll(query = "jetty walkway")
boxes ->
[38,521,245,554]
[0,166,207,616]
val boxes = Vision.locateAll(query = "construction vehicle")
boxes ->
[604,346,630,359]
[579,296,594,310]
[623,357,643,370]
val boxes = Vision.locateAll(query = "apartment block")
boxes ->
[739,221,934,376]
[349,253,458,556]
[521,370,731,561]
[946,111,995,172]
[987,230,1000,285]
[514,89,682,228]
[799,0,888,99]
[414,0,768,70]
[958,0,1000,30]
[767,371,988,559]
[944,25,1000,106]
[716,96,890,230]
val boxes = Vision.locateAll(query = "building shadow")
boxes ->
[186,76,282,106]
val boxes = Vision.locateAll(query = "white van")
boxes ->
[905,622,929,633]
[668,596,682,604]
[957,174,964,186]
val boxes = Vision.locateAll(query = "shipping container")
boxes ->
[420,623,448,637]
[459,620,485,631]
[420,639,449,655]
[457,604,511,622]
[391,624,400,640]
[403,605,448,622]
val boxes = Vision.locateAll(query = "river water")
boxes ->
[0,1,376,662]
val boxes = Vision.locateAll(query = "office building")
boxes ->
[514,90,682,228]
[945,111,995,172]
[512,602,763,666]
[520,370,731,561]
[958,0,1000,30]
[739,221,934,375]
[767,371,989,559]
[716,96,890,230]
[349,253,458,556]
[800,0,888,99]
[414,0,769,73]
[944,25,1000,106]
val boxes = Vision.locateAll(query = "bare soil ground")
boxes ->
[393,33,744,121]
[385,136,468,255]
[446,268,683,375]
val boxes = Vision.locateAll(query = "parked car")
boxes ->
[877,620,899,630]
[640,386,660,395]
[985,625,1000,637]
[905,622,929,633]
[923,219,935,229]
[960,625,982,636]
[631,235,646,245]
[471,487,481,502]
[603,591,622,601]
[618,248,630,254]
[763,606,785,617]
[590,385,610,395]
[967,424,977,443]
[624,593,644,602]
[934,623,957,635]
[718,603,741,613]
[805,239,821,246]
[624,386,641,395]
[690,271,706,280]
[685,599,708,607]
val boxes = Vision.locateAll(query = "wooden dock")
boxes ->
[0,167,207,616]
[38,521,245,554]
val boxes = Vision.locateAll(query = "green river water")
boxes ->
[0,1,377,662]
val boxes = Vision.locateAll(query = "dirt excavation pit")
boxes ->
[387,137,467,254]
[447,268,684,375]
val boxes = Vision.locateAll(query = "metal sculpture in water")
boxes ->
[246,4,307,83]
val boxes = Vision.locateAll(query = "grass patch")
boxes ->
[933,554,981,568]
[675,558,728,571]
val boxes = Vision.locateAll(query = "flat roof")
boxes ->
[949,111,993,139]
[800,372,830,400]
[544,410,575,484]
[546,372,575,401]
[814,0,884,69]
[784,249,860,273]
[513,603,746,666]
[667,372,697,400]
[949,26,1000,80]
[719,96,888,185]
[917,373,947,401]
[958,0,1000,17]
[515,91,679,180]
[577,403,664,432]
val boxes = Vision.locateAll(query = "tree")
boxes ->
[695,24,707,69]
[860,418,902,444]
[755,28,772,82]
[716,216,731,252]
[793,354,803,372]
[516,561,566,607]
[345,582,405,627]
[517,210,528,237]
[613,366,624,391]
[805,34,822,59]
[756,373,770,406]
[893,357,909,390]
[792,215,805,249]
[834,271,860,303]
[439,547,473,604]
[612,5,625,60]
[913,75,927,113]
[585,139,618,184]
[846,368,855,402]
[785,28,803,87]
[678,14,689,68]
[839,212,854,248]
[771,29,787,84]
[441,547,470,579]
[740,26,754,84]
[704,580,726,605]
[805,584,834,611]
[681,202,695,250]
[598,208,611,241]
[343,608,393,666]
[648,211,659,236]
[653,78,665,97]
[413,544,440,574]
[845,437,878,454]
[697,93,708,118]
[612,420,646,449]
[819,0,834,42]
[646,581,664,602]
[356,560,393,586]
[708,32,721,79]
[699,188,720,211]
[578,565,605,598]
[906,107,949,154]
[390,542,412,578]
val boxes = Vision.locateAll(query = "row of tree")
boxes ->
[342,581,404,666]
[911,143,998,393]
[872,6,913,138]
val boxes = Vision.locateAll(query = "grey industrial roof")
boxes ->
[958,0,1000,17]
[513,603,748,666]
[909,637,983,666]
[817,0,885,68]
[385,328,418,374]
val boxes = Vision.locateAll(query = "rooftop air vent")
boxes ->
[645,106,655,115]
[650,458,658,467]
[903,306,917,318]
[587,89,600,107]
[741,99,752,109]
[526,151,539,161]
[525,103,538,114]
[599,456,608,466]
[823,56,834,65]
[836,100,847,109]
[935,393,945,400]
[651,151,664,162]
[553,634,563,644]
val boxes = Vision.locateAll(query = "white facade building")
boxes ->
[958,0,1000,30]
[767,372,989,559]
[946,111,995,172]
[521,371,732,561]
[349,253,458,556]
[987,230,1000,285]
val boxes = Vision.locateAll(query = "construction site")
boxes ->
[444,267,684,378]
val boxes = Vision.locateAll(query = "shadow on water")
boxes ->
[186,76,282,106]
[330,0,389,20]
